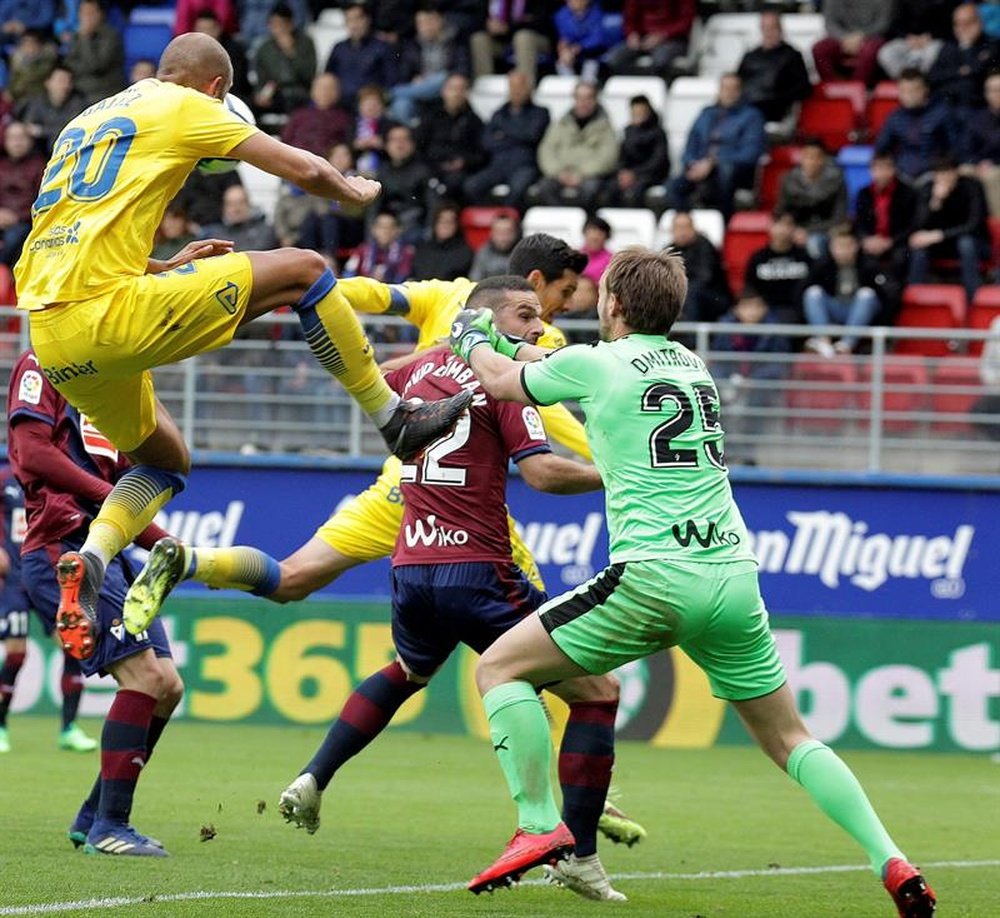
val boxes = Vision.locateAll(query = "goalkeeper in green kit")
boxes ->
[450,248,936,917]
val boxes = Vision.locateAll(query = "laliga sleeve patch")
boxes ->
[18,370,43,405]
[522,406,546,441]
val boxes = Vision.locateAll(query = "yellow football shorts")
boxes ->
[28,253,253,452]
[316,456,546,591]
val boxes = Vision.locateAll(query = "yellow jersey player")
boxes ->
[16,33,471,664]
[127,234,647,848]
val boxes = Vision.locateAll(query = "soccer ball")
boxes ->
[197,94,255,176]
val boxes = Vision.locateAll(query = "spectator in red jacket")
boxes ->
[282,73,353,157]
[173,0,237,37]
[605,0,695,78]
[0,120,44,267]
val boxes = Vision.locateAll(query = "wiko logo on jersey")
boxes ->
[672,519,742,548]
[747,511,974,595]
[403,514,469,548]
[80,414,118,461]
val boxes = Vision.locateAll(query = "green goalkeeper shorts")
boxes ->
[537,558,786,702]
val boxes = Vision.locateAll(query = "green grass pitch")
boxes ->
[1,717,996,917]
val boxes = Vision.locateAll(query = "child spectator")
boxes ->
[344,211,415,284]
[352,85,389,176]
[580,215,612,284]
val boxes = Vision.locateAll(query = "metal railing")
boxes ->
[1,308,997,476]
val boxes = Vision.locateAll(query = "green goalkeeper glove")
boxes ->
[450,308,527,363]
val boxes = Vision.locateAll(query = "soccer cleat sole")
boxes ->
[123,538,185,636]
[278,774,321,835]
[386,390,474,462]
[55,553,96,660]
[598,808,647,847]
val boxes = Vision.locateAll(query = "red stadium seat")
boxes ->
[786,356,858,432]
[756,145,801,212]
[816,81,867,120]
[460,206,519,252]
[798,96,858,151]
[865,81,900,138]
[722,211,772,296]
[0,263,15,306]
[893,285,966,357]
[859,358,930,433]
[968,286,1000,356]
[930,359,984,434]
[990,216,1000,266]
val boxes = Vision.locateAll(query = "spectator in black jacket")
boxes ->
[963,72,1000,217]
[876,69,956,181]
[16,62,85,153]
[377,124,433,239]
[325,2,397,107]
[908,156,991,299]
[854,151,919,282]
[597,94,669,208]
[928,3,1000,110]
[411,201,474,280]
[671,211,731,322]
[389,4,471,124]
[463,70,550,207]
[776,138,848,259]
[737,12,812,125]
[803,225,893,355]
[414,73,485,201]
[743,211,813,323]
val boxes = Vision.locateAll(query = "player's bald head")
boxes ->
[157,32,233,97]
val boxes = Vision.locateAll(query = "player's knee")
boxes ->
[289,247,330,289]
[474,651,509,696]
[160,671,184,710]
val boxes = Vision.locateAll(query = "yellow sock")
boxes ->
[187,546,280,596]
[296,270,399,427]
[82,467,181,565]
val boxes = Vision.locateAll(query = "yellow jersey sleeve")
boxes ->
[172,88,260,158]
[337,277,476,351]
[533,320,589,459]
[537,402,592,460]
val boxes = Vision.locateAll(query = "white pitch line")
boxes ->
[1,859,997,915]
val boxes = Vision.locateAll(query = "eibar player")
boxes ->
[0,465,97,753]
[278,277,626,901]
[7,349,181,857]
[123,234,645,847]
[14,32,471,666]
[449,248,937,916]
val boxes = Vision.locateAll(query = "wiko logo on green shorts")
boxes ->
[672,519,742,548]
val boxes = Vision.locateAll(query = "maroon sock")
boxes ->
[0,650,26,728]
[60,653,85,730]
[559,700,618,857]
[98,689,157,823]
[304,661,424,790]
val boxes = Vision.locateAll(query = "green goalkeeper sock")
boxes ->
[787,739,904,875]
[483,681,562,835]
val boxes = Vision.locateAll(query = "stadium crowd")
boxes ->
[0,0,998,366]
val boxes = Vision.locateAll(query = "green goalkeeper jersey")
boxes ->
[520,334,756,565]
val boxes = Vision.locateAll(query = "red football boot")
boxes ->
[468,823,574,894]
[883,858,936,917]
